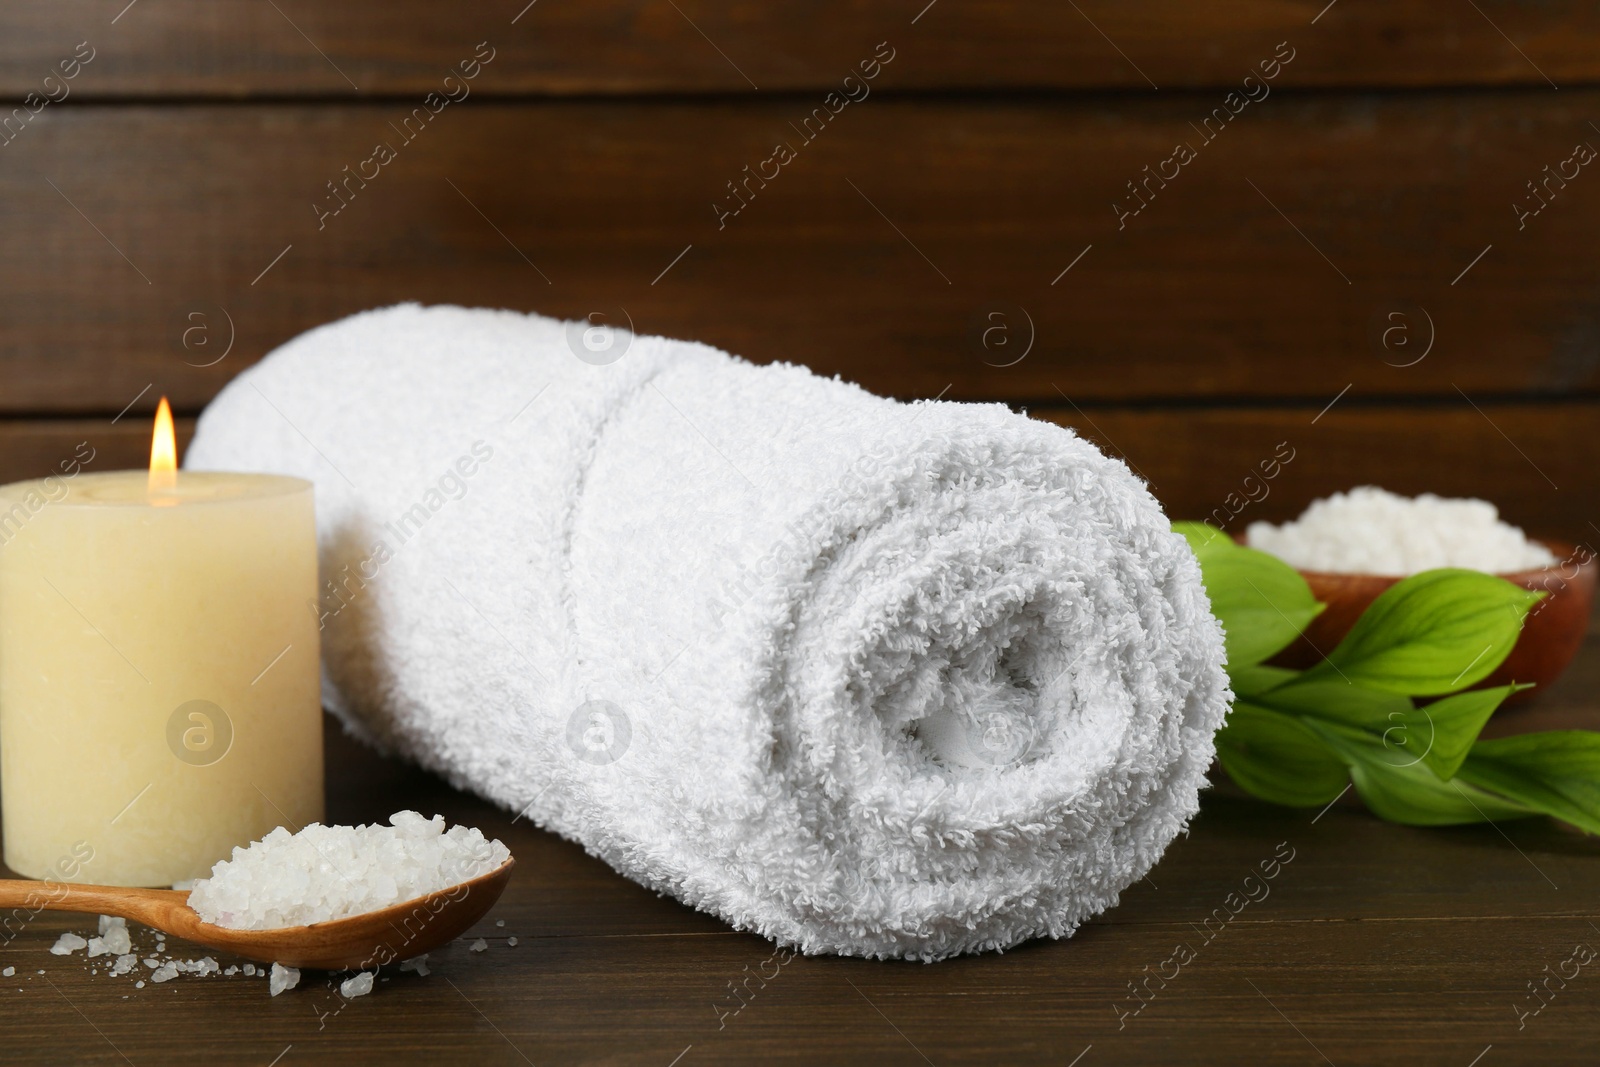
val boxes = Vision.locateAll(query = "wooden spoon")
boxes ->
[0,858,514,970]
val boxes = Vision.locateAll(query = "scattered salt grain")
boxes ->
[150,963,179,984]
[224,966,239,976]
[269,963,300,996]
[399,954,430,977]
[49,933,86,956]
[110,954,138,977]
[135,981,145,989]
[507,937,518,948]
[339,971,375,998]
[495,920,505,927]
[1246,487,1557,576]
[95,918,132,956]
[243,964,257,976]
[188,811,510,931]
[1,967,13,978]
[469,938,488,953]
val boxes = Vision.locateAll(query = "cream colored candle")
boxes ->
[0,405,323,887]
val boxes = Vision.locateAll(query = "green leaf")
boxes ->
[1349,758,1539,826]
[1404,685,1527,780]
[1303,569,1543,696]
[1215,702,1350,808]
[1253,677,1413,731]
[1174,522,1323,668]
[1303,719,1537,825]
[1172,521,1230,560]
[1193,542,1324,668]
[1458,732,1600,835]
[1230,664,1299,697]
[1255,680,1519,781]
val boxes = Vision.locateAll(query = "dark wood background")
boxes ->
[4,3,1600,1064]
[3,0,1597,540]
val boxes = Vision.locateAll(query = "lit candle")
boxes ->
[0,399,324,887]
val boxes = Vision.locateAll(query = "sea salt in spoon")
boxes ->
[0,858,514,970]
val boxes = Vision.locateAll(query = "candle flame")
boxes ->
[149,396,177,493]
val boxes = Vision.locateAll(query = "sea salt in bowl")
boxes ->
[1244,488,1596,700]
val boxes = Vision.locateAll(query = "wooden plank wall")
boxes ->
[3,1,1597,539]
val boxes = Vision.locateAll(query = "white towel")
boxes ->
[187,303,1229,961]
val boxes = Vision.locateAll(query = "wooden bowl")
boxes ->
[1260,539,1596,702]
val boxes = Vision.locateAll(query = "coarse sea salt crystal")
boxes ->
[135,980,145,989]
[469,938,488,953]
[1,967,13,978]
[110,954,138,978]
[49,933,86,956]
[1246,486,1558,577]
[507,937,518,948]
[339,972,375,999]
[399,955,430,977]
[150,963,179,984]
[95,918,132,956]
[187,811,510,931]
[269,963,300,996]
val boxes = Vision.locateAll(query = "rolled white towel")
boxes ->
[187,303,1229,960]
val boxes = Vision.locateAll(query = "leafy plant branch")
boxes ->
[1176,522,1600,834]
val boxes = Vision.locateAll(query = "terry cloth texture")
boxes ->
[187,303,1230,961]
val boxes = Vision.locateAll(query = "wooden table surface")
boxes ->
[2,627,1596,1066]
